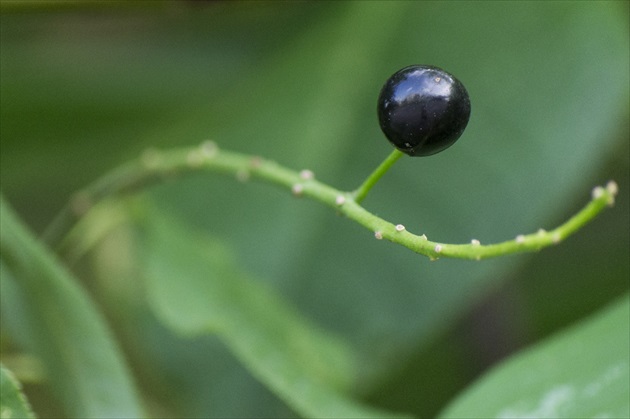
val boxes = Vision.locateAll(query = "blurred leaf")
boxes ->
[0,364,35,419]
[0,195,143,418]
[143,0,628,387]
[141,2,628,413]
[440,295,630,418]
[139,202,410,418]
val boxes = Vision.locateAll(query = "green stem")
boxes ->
[352,149,403,203]
[42,142,618,261]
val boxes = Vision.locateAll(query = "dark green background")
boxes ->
[1,1,628,417]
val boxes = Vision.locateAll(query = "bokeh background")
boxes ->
[1,1,628,417]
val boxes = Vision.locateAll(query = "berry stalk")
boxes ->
[352,149,404,204]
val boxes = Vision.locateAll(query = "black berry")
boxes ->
[377,65,471,157]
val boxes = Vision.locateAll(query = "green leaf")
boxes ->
[139,202,410,418]
[0,364,35,419]
[0,195,144,418]
[440,295,630,418]
[138,1,628,387]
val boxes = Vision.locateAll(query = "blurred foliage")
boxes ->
[1,196,143,417]
[440,296,629,418]
[1,1,628,417]
[1,364,36,419]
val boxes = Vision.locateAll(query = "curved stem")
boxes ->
[42,142,618,261]
[352,149,403,203]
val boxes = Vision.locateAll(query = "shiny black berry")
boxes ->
[377,65,471,157]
